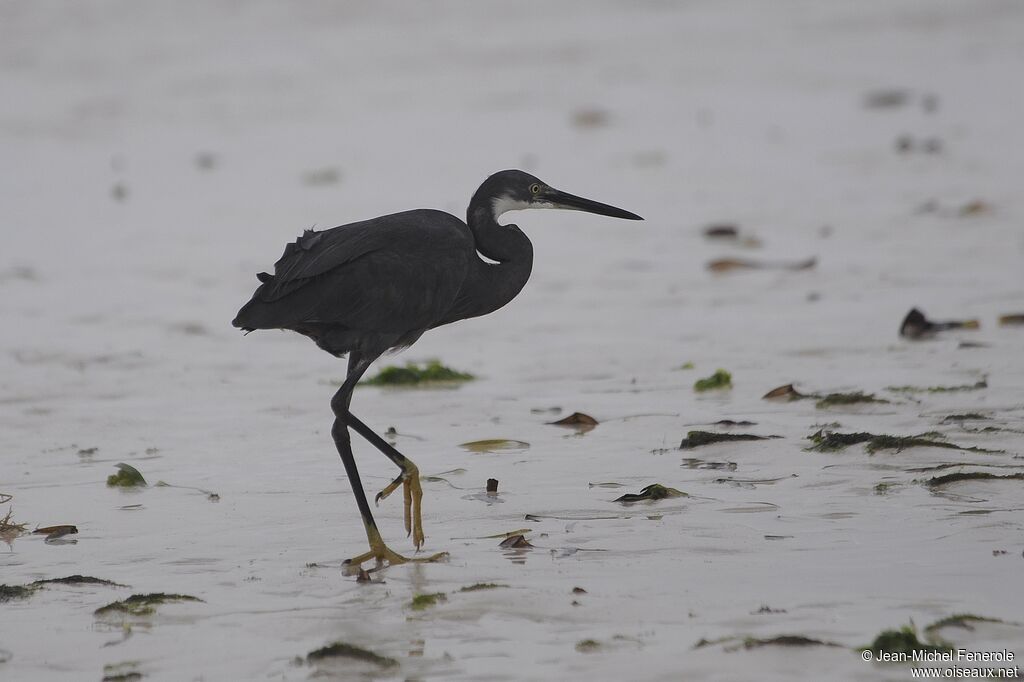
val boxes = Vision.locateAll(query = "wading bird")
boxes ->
[233,170,642,567]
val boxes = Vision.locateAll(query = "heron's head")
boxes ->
[478,169,643,223]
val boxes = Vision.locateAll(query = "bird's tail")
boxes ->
[232,272,275,331]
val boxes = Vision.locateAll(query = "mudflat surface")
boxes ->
[2,2,1023,680]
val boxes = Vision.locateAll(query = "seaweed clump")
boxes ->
[106,463,147,488]
[0,583,39,602]
[694,369,732,392]
[807,430,1000,454]
[925,472,1024,488]
[614,484,687,503]
[94,593,202,617]
[306,641,398,668]
[363,360,474,386]
[814,392,889,409]
[679,431,779,449]
[864,623,949,658]
[410,592,447,610]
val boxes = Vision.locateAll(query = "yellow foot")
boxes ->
[342,544,447,573]
[374,461,427,550]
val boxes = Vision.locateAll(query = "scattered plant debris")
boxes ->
[712,419,756,427]
[923,614,1003,641]
[682,458,737,471]
[924,472,1024,488]
[306,641,397,667]
[695,634,838,651]
[941,413,990,423]
[575,639,602,653]
[753,605,787,614]
[498,535,534,549]
[741,635,839,649]
[808,430,999,454]
[459,439,530,453]
[678,361,695,370]
[761,384,886,408]
[409,593,447,610]
[102,661,143,682]
[363,360,474,386]
[999,313,1024,326]
[679,430,780,449]
[706,257,815,273]
[864,623,948,658]
[588,482,626,488]
[547,412,599,429]
[814,392,889,409]
[887,380,986,394]
[458,583,507,592]
[614,484,687,503]
[34,575,125,587]
[94,593,202,617]
[762,384,809,401]
[694,369,732,392]
[0,506,28,537]
[900,308,979,340]
[107,463,147,488]
[33,524,78,540]
[703,223,739,239]
[959,199,990,216]
[0,584,39,602]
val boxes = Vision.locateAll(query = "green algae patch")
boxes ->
[363,360,474,386]
[410,592,447,610]
[941,413,991,423]
[306,641,398,668]
[575,639,602,653]
[94,593,202,617]
[695,634,839,651]
[0,583,39,602]
[864,623,949,659]
[694,369,732,392]
[887,380,987,394]
[924,472,1024,488]
[679,430,780,449]
[814,391,889,409]
[458,583,508,592]
[107,463,147,488]
[741,635,840,649]
[614,484,687,503]
[102,661,143,682]
[807,430,1001,455]
[35,575,126,587]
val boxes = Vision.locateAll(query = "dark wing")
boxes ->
[234,210,472,345]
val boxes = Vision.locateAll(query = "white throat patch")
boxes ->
[491,195,555,223]
[491,196,530,220]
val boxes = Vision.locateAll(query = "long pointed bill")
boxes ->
[545,188,644,220]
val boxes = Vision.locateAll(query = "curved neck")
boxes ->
[459,195,534,319]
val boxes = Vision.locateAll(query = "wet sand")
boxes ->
[2,1,1023,680]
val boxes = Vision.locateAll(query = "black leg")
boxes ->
[330,351,445,565]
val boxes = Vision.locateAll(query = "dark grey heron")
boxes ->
[233,169,642,568]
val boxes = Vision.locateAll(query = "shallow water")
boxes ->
[2,1,1024,680]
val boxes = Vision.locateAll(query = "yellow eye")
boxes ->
[530,183,541,195]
